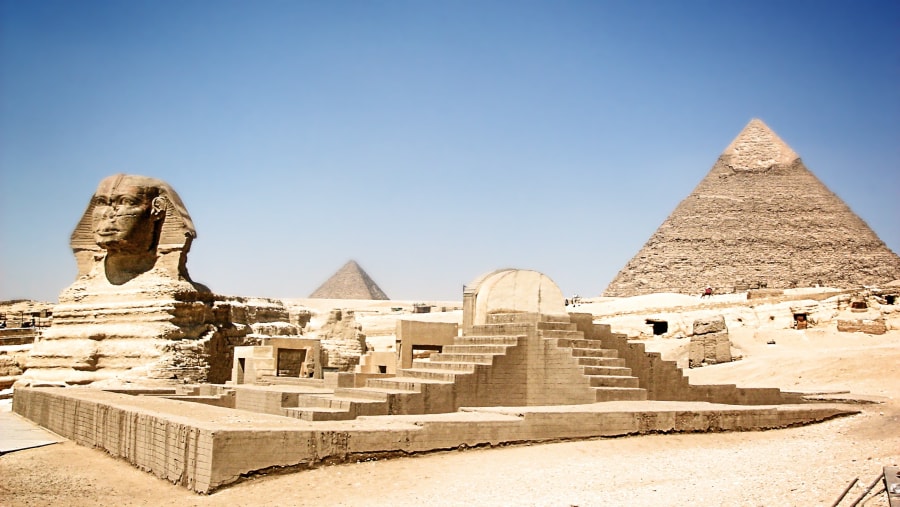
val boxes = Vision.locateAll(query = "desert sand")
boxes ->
[2,324,898,506]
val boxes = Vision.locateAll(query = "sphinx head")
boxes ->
[71,174,196,283]
[91,174,165,254]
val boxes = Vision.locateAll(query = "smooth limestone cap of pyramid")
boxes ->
[722,118,799,171]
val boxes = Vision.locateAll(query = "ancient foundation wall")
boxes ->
[13,388,217,492]
[233,388,300,416]
[14,386,851,494]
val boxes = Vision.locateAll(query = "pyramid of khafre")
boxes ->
[309,260,390,299]
[603,119,900,297]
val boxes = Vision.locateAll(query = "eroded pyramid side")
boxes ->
[309,260,390,300]
[603,119,900,296]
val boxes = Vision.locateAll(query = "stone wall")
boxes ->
[14,386,848,493]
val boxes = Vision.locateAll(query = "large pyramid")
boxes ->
[603,119,900,297]
[309,260,390,300]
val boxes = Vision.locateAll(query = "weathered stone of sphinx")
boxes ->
[318,309,366,372]
[22,174,265,385]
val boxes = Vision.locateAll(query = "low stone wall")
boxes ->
[837,318,887,335]
[14,386,853,494]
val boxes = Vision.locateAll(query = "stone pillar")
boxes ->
[689,315,732,368]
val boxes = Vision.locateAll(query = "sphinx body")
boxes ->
[23,174,239,385]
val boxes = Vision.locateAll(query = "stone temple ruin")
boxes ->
[604,119,900,297]
[10,128,887,494]
[13,222,856,493]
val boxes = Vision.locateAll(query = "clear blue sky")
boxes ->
[1,0,898,302]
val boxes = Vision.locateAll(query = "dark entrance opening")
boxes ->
[277,349,306,377]
[793,313,808,330]
[237,358,245,384]
[646,319,668,335]
[886,295,896,305]
[851,300,868,310]
[378,365,387,374]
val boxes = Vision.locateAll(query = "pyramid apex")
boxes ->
[722,118,799,170]
[310,259,390,300]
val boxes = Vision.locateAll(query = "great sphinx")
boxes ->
[23,174,252,385]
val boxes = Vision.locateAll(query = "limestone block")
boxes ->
[714,337,732,363]
[836,319,887,335]
[693,316,726,335]
[688,341,704,368]
[689,332,732,367]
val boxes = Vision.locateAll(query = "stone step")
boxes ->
[576,356,627,367]
[570,347,619,358]
[430,353,499,365]
[555,338,610,349]
[333,387,393,401]
[400,369,461,382]
[537,321,578,331]
[294,394,345,409]
[454,335,522,345]
[582,365,632,376]
[410,360,478,373]
[366,377,452,391]
[282,406,355,421]
[588,375,641,388]
[538,314,572,323]
[470,323,533,335]
[442,344,512,354]
[483,313,541,324]
[258,375,322,388]
[540,330,584,339]
[593,387,648,402]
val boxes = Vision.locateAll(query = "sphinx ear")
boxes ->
[151,196,168,219]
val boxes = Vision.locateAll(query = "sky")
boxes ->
[1,0,898,303]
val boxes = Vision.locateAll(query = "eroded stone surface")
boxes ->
[318,309,366,371]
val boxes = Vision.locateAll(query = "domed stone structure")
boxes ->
[463,269,567,333]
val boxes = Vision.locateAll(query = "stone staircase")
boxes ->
[282,314,646,421]
[535,318,647,402]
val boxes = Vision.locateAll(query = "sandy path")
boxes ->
[2,330,898,506]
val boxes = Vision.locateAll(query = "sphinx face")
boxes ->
[91,176,161,254]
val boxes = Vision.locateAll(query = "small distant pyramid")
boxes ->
[309,260,390,300]
[603,119,900,296]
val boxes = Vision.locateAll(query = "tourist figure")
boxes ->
[701,286,713,299]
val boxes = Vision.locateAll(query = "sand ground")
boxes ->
[1,328,898,506]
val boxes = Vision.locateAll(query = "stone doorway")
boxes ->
[277,349,307,377]
[646,319,668,335]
